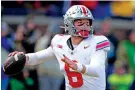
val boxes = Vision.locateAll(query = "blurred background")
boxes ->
[1,1,135,90]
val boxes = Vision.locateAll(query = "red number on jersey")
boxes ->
[64,61,83,88]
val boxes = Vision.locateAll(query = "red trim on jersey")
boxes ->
[81,6,87,16]
[96,41,110,50]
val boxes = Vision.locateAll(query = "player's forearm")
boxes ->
[77,63,101,77]
[83,65,102,77]
[25,53,39,65]
[79,50,106,77]
[25,47,55,65]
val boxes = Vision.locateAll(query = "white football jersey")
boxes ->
[51,34,110,90]
[26,34,110,90]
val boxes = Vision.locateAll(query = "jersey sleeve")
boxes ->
[96,36,110,51]
[25,35,61,66]
[83,36,110,77]
[84,50,107,77]
[25,46,56,65]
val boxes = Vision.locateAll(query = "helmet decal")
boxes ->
[80,6,87,16]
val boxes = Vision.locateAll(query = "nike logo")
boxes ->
[84,45,90,49]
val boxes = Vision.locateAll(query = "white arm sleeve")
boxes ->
[84,50,107,77]
[25,46,56,65]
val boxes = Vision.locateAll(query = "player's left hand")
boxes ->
[61,54,77,70]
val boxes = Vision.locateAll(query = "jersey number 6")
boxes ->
[65,60,83,88]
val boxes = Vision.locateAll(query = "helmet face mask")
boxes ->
[64,5,94,38]
[74,19,91,37]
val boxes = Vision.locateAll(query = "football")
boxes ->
[3,53,26,76]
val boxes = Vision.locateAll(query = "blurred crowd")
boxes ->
[1,1,135,19]
[1,1,135,90]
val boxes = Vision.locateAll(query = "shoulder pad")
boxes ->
[96,36,110,51]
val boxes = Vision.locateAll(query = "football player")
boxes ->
[8,5,110,90]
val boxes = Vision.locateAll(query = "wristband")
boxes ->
[76,63,83,72]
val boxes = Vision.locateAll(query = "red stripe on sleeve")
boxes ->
[96,42,110,49]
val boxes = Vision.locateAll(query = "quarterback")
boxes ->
[8,5,110,90]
